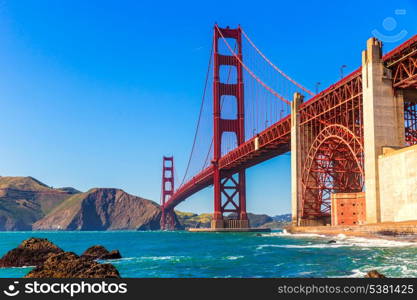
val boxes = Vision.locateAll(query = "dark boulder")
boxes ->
[81,245,122,260]
[25,251,120,278]
[327,240,337,244]
[0,238,63,267]
[365,270,386,278]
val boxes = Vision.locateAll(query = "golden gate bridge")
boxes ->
[160,25,417,230]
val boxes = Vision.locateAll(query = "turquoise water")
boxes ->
[0,230,417,278]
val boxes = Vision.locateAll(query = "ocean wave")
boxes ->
[263,230,417,248]
[342,264,417,278]
[338,236,417,248]
[256,236,417,250]
[0,266,34,269]
[261,229,327,238]
[102,257,136,263]
[139,256,188,262]
[336,268,367,278]
[256,244,346,250]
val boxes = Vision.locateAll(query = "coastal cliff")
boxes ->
[33,188,173,231]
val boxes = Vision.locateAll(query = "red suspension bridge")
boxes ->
[160,25,417,230]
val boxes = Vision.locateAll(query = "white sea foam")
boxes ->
[263,229,417,249]
[256,235,417,251]
[225,256,243,260]
[104,257,135,263]
[338,236,417,248]
[336,234,346,239]
[261,230,326,238]
[2,266,34,269]
[340,268,367,278]
[256,244,346,250]
[342,264,417,278]
[298,271,314,276]
[140,256,186,261]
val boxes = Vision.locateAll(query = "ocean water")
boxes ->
[0,230,417,278]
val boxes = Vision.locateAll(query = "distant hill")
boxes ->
[272,214,292,222]
[33,188,180,231]
[176,211,291,229]
[0,176,287,231]
[175,211,212,228]
[260,214,292,228]
[0,176,79,230]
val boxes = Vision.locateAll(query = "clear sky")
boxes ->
[0,0,416,215]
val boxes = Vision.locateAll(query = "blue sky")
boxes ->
[0,0,416,215]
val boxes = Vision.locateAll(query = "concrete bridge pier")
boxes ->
[362,37,406,224]
[291,92,304,226]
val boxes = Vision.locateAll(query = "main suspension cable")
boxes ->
[180,42,214,187]
[241,29,315,96]
[216,25,291,105]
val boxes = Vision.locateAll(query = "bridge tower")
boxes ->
[160,156,175,230]
[211,25,249,229]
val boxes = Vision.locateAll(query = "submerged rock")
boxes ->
[0,238,63,267]
[365,270,386,278]
[81,245,122,260]
[25,252,120,278]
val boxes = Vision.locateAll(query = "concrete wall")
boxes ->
[299,217,331,227]
[379,144,417,222]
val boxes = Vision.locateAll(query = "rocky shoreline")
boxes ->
[0,238,122,278]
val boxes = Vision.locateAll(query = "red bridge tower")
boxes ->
[160,156,175,230]
[211,25,249,229]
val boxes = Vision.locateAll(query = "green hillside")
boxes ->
[0,177,79,230]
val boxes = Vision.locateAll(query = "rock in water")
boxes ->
[33,188,178,230]
[327,240,337,244]
[365,270,386,278]
[81,246,122,260]
[25,252,120,278]
[0,238,63,267]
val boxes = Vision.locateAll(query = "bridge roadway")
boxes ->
[164,34,417,211]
